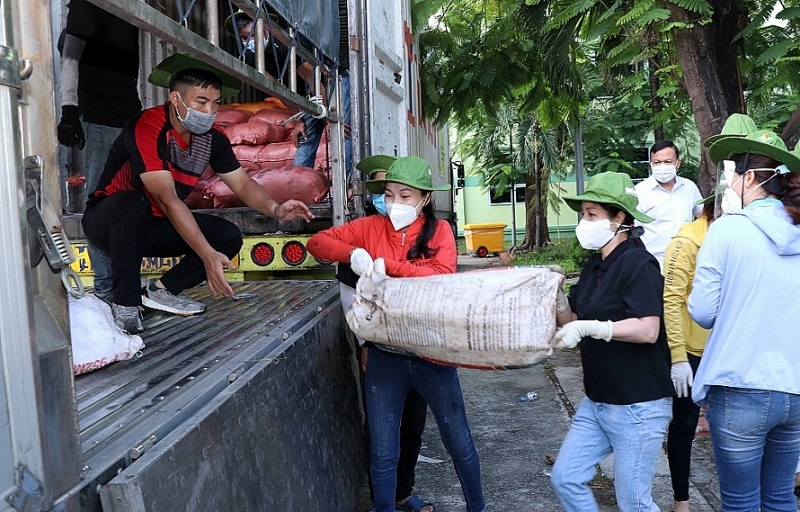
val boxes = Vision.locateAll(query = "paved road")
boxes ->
[355,253,791,511]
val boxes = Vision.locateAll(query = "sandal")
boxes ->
[396,494,435,512]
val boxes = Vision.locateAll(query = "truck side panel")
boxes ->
[98,295,365,512]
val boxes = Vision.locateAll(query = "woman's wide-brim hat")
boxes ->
[366,156,451,194]
[562,171,653,223]
[148,52,241,99]
[703,113,758,148]
[707,129,800,172]
[356,155,397,178]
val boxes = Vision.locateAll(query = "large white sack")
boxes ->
[69,294,144,375]
[346,262,561,369]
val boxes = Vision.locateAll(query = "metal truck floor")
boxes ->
[73,279,339,476]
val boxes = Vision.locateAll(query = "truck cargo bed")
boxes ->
[67,280,366,511]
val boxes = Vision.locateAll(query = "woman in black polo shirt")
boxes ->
[549,172,674,512]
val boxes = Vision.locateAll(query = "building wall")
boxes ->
[454,173,579,242]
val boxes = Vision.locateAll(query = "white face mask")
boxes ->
[720,186,742,214]
[386,197,424,231]
[575,219,617,250]
[651,164,677,183]
[720,169,778,214]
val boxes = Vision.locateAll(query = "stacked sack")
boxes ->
[184,98,330,209]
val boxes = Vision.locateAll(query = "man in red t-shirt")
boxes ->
[82,54,313,333]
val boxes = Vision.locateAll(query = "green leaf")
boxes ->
[756,39,797,65]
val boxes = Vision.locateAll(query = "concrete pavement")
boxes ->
[408,253,721,511]
[353,253,800,511]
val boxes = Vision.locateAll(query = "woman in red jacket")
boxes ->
[307,156,485,512]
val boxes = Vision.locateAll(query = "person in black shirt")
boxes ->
[549,172,674,512]
[57,0,142,304]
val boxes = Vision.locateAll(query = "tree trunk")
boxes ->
[521,155,549,250]
[668,0,747,195]
[781,105,800,149]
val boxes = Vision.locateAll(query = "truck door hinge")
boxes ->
[128,434,158,461]
[6,464,44,512]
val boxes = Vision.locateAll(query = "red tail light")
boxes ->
[251,242,275,266]
[282,241,307,266]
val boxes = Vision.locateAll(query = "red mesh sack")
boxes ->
[250,108,293,127]
[225,121,287,145]
[233,144,268,172]
[255,141,297,167]
[206,166,329,208]
[215,109,252,127]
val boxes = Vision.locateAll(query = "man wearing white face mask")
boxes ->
[635,140,703,269]
[82,54,314,333]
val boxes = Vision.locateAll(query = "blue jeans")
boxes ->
[82,121,120,298]
[341,72,352,180]
[706,386,800,511]
[365,348,485,512]
[293,115,325,168]
[551,396,672,512]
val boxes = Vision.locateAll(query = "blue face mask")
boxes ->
[244,38,269,53]
[372,194,387,216]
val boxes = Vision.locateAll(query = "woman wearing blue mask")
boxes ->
[335,155,433,512]
[550,171,674,512]
[307,156,485,512]
[689,130,800,511]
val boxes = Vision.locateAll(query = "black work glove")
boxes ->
[57,105,85,149]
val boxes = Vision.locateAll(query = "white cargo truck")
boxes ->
[0,0,452,511]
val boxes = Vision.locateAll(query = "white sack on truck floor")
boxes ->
[69,294,144,375]
[346,262,561,369]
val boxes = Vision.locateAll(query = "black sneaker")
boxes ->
[112,303,143,334]
[141,279,206,315]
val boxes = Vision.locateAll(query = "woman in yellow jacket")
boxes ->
[663,197,714,512]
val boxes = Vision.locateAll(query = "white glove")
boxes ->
[350,248,373,276]
[671,361,694,398]
[309,94,328,119]
[373,257,386,276]
[554,320,613,349]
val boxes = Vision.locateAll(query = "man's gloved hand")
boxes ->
[554,320,613,349]
[57,105,85,149]
[350,248,373,276]
[671,361,694,398]
[309,94,328,119]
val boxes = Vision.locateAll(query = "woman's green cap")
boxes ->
[366,156,451,193]
[708,129,800,172]
[356,155,397,178]
[562,171,653,223]
[703,114,758,148]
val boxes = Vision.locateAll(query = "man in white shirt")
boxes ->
[635,140,702,268]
